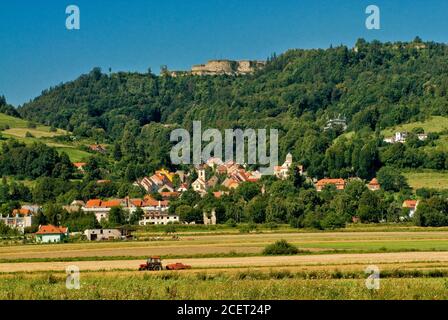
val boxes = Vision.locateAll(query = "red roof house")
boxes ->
[315,179,346,191]
[35,225,69,243]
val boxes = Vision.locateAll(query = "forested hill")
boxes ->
[15,38,448,178]
[19,38,448,134]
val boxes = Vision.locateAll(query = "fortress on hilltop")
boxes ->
[168,59,266,77]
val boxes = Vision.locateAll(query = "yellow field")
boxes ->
[2,231,448,261]
[1,251,448,273]
[2,229,448,299]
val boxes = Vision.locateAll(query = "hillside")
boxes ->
[381,116,448,136]
[0,113,91,162]
[0,112,66,138]
[19,39,448,136]
[12,38,448,180]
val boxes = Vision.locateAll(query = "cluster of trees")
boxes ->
[380,136,448,170]
[0,95,19,117]
[414,197,448,227]
[324,128,447,180]
[0,140,74,179]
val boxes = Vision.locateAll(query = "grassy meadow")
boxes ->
[0,113,91,162]
[402,170,448,190]
[381,116,448,136]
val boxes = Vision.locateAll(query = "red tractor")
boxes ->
[139,256,163,271]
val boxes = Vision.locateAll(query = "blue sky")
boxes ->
[1,0,448,106]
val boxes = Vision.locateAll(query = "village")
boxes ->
[0,152,419,243]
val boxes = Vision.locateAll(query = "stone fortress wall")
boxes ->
[170,60,266,77]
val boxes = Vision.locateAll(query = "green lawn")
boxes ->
[0,113,66,136]
[55,147,91,162]
[423,135,448,152]
[402,170,448,190]
[0,113,28,128]
[0,113,91,162]
[382,116,448,136]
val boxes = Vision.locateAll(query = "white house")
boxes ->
[0,208,34,233]
[35,225,69,243]
[192,166,209,195]
[81,197,171,223]
[139,212,179,226]
[274,153,293,179]
[403,200,419,217]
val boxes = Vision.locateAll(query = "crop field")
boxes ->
[1,229,448,299]
[2,272,448,300]
[2,231,448,261]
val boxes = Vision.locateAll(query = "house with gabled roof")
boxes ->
[134,172,174,194]
[222,177,240,190]
[315,178,346,192]
[367,178,381,191]
[35,225,69,243]
[73,162,87,173]
[177,183,189,193]
[81,195,173,223]
[403,200,419,217]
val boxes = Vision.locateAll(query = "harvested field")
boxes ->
[2,231,448,260]
[2,251,448,273]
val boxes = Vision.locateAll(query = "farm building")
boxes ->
[84,229,122,241]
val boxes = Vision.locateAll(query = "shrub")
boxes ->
[225,218,237,228]
[27,122,37,129]
[263,239,299,255]
[239,222,257,233]
[164,224,177,234]
[265,222,279,230]
[321,212,346,229]
[25,131,34,138]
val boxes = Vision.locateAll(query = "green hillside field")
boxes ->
[402,170,448,190]
[381,116,448,136]
[0,113,91,162]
